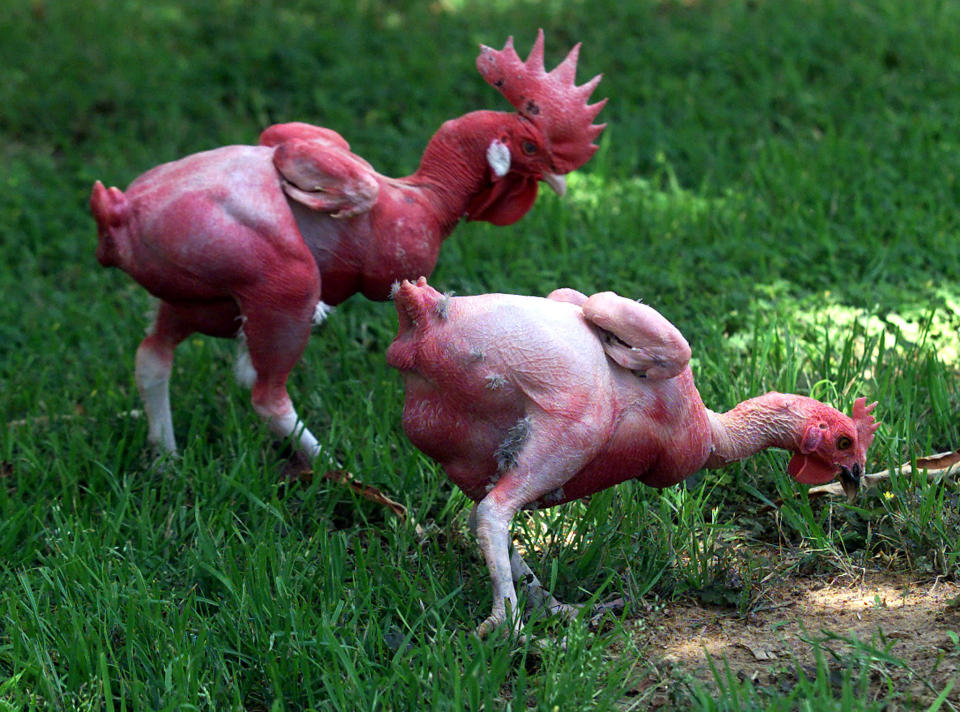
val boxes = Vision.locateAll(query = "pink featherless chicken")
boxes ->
[386,278,880,636]
[89,31,605,459]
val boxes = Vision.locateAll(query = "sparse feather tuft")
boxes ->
[495,416,531,471]
[313,301,334,326]
[233,334,257,389]
[435,292,454,320]
[485,374,506,390]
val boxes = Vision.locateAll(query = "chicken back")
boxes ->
[387,279,714,506]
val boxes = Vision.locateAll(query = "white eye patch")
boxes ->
[486,139,511,178]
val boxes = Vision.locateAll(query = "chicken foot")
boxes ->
[509,547,626,626]
[468,503,624,637]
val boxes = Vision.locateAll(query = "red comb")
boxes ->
[851,397,880,460]
[477,29,607,174]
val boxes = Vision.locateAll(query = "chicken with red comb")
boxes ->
[90,31,604,461]
[386,279,880,637]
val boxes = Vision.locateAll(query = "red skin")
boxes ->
[387,281,713,506]
[387,280,875,503]
[90,110,577,454]
[94,112,554,314]
[90,30,605,457]
[386,278,879,635]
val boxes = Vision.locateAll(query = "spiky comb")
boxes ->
[851,397,880,461]
[476,29,607,174]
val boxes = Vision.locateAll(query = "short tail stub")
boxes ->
[385,277,446,372]
[90,180,129,267]
[391,277,445,334]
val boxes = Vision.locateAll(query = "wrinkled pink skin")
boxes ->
[90,111,572,457]
[387,278,877,636]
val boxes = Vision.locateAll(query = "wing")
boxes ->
[581,291,691,380]
[545,287,587,305]
[260,122,379,218]
[259,121,354,151]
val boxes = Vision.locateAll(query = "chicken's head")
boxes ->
[787,397,880,499]
[463,117,560,226]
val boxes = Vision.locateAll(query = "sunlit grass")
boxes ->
[2,0,959,709]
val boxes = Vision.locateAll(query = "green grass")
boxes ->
[2,0,959,709]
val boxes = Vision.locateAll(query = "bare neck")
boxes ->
[403,111,506,232]
[704,392,813,468]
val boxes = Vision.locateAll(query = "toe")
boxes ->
[476,614,505,639]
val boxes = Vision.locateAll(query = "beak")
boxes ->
[839,463,862,502]
[542,172,566,197]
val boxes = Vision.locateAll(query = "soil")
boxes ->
[624,571,960,709]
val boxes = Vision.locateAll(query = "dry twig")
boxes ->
[806,450,960,498]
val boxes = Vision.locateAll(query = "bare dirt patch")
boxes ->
[625,571,960,709]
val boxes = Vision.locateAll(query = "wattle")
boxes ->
[787,453,838,484]
[465,174,539,226]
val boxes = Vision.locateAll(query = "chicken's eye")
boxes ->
[836,435,853,450]
[521,141,538,156]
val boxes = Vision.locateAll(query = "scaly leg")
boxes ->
[135,299,244,454]
[468,415,603,638]
[468,508,624,633]
[467,506,575,620]
[508,548,579,620]
[135,340,177,454]
[470,496,522,638]
[238,281,327,460]
[134,303,193,454]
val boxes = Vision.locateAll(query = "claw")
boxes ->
[476,605,523,640]
[475,615,501,639]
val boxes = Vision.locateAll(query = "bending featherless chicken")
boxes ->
[387,278,880,637]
